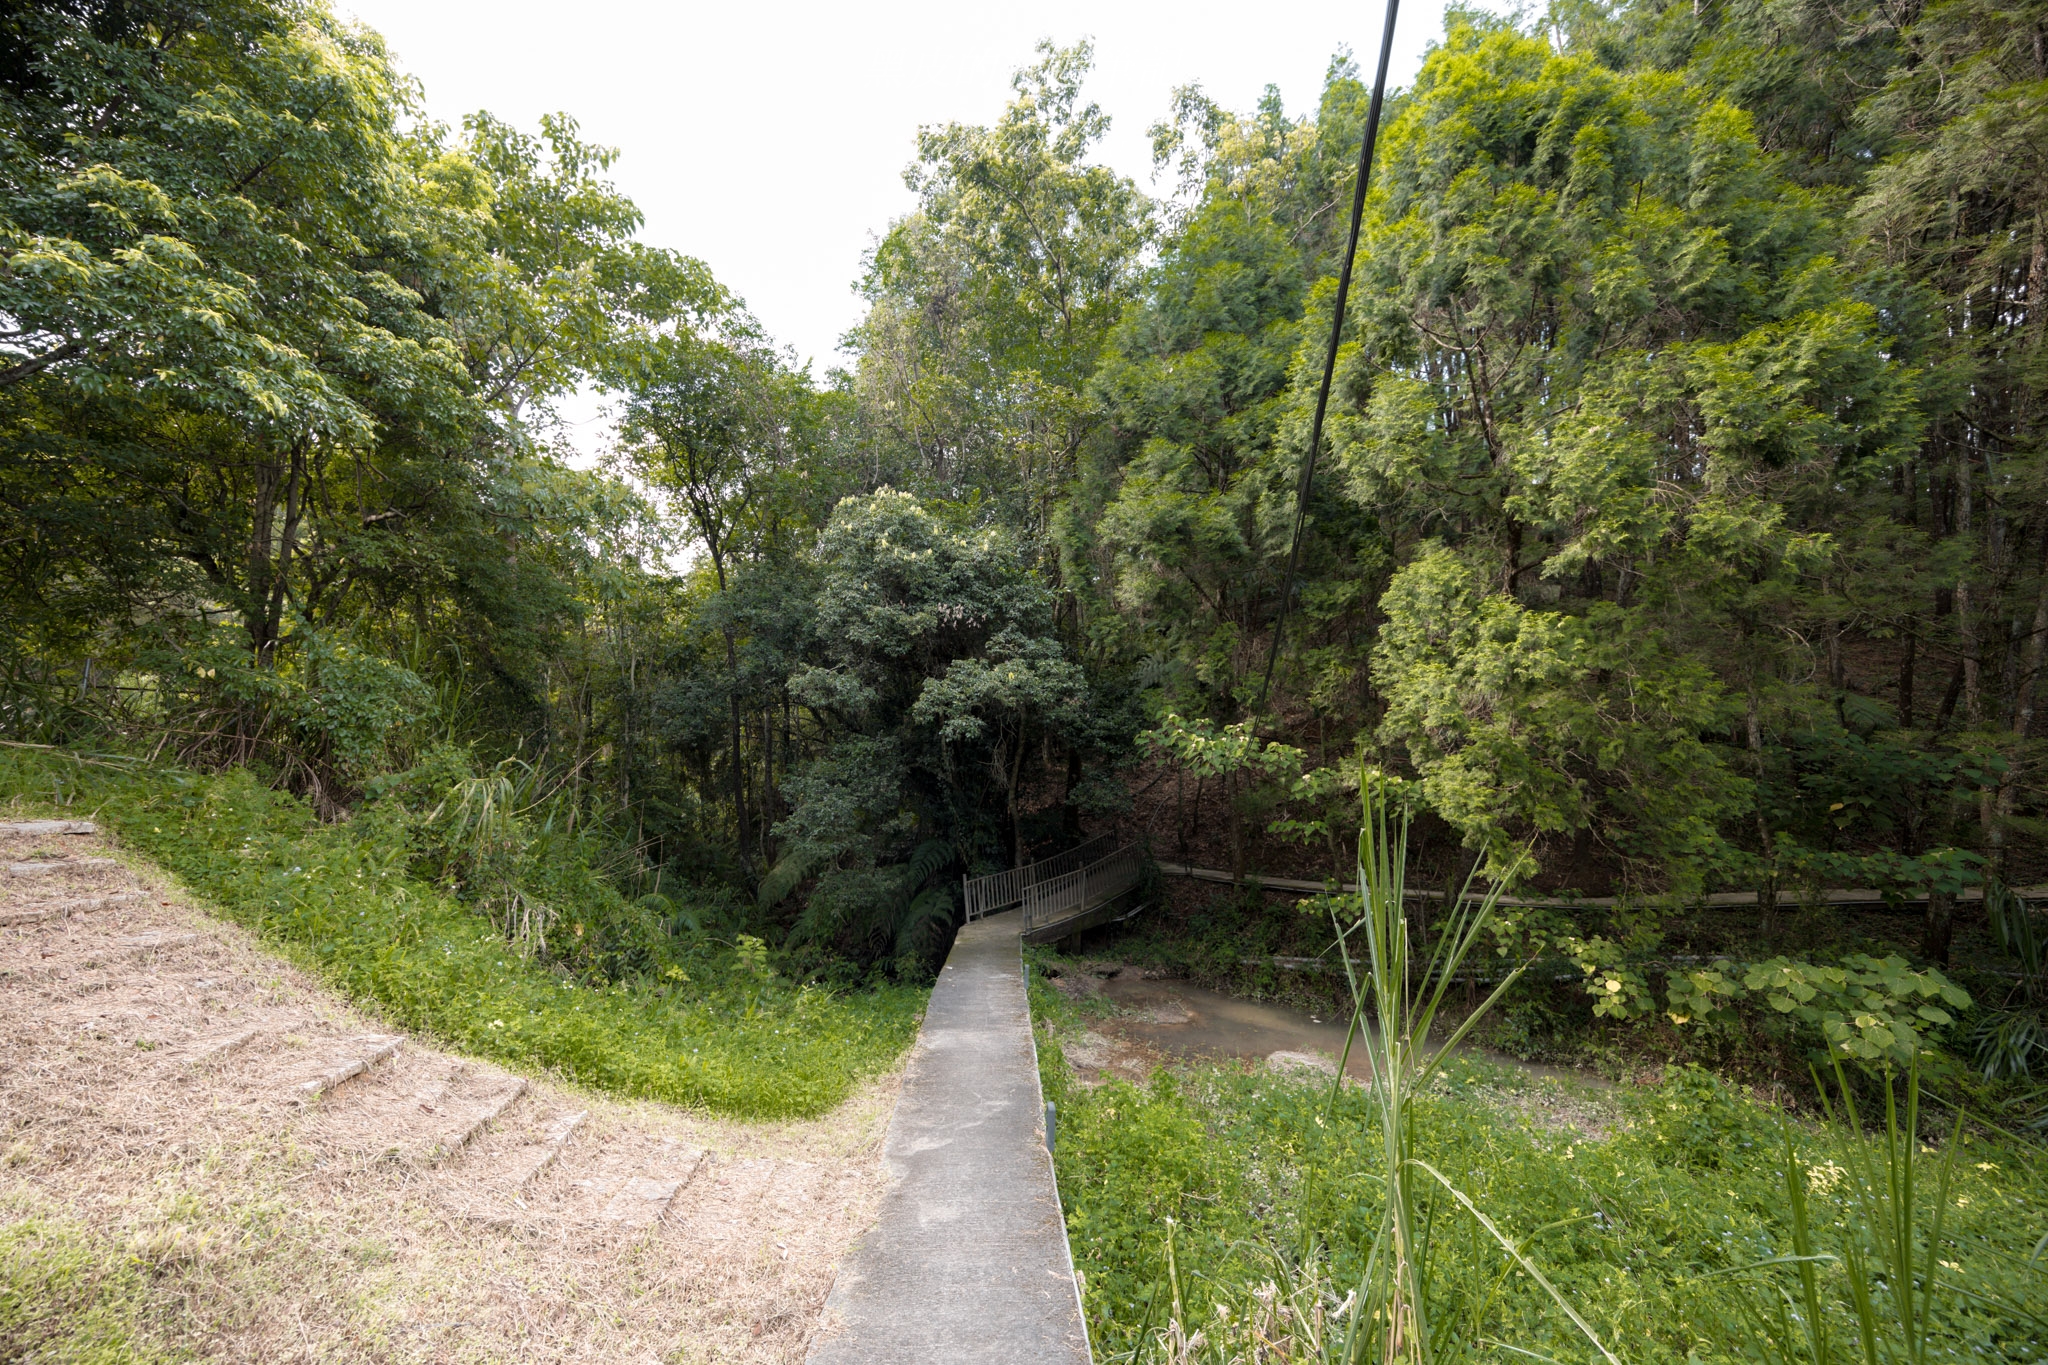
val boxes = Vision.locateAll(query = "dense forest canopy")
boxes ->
[2,0,2044,1021]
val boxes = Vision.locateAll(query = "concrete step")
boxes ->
[109,931,202,957]
[434,1106,591,1227]
[2,928,214,991]
[0,820,96,836]
[293,1034,405,1103]
[559,1138,707,1230]
[178,1026,261,1067]
[492,1108,588,1189]
[6,857,124,879]
[417,1076,528,1162]
[290,1051,538,1168]
[0,890,148,928]
[602,1174,689,1228]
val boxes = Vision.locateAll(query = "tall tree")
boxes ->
[850,41,1150,540]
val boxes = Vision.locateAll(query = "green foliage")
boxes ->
[1374,550,1749,885]
[853,41,1150,535]
[1315,776,1609,1365]
[1662,954,1969,1065]
[1036,1016,2048,1363]
[6,0,2048,1005]
[1613,1063,1777,1172]
[1142,714,1306,785]
[1,750,922,1120]
[1336,20,1927,887]
[1969,884,2048,1083]
[0,1213,169,1364]
[767,491,1096,970]
[1054,1070,1232,1319]
[0,0,698,677]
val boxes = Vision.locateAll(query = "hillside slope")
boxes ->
[0,820,900,1363]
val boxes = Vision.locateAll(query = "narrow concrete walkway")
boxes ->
[808,912,1090,1364]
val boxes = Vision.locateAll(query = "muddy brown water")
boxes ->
[1080,971,1598,1088]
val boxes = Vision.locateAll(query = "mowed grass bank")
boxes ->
[1,750,923,1120]
[1029,969,2048,1364]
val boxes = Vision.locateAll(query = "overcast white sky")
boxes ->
[339,0,1481,384]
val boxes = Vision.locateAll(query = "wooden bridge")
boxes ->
[962,835,1146,944]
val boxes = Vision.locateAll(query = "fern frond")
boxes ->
[758,845,822,909]
[896,884,957,957]
[904,838,955,889]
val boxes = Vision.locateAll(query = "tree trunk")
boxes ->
[1010,730,1026,869]
[1923,889,1955,966]
[1957,450,1981,726]
[244,441,307,664]
[1899,628,1917,729]
[724,632,750,870]
[1998,214,2048,869]
[761,704,776,853]
[1220,769,1236,888]
[1991,538,2048,875]
[1063,745,1082,839]
[1748,688,1778,938]
[1936,657,1965,727]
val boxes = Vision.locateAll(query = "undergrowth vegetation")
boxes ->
[1055,871,2048,1133]
[1034,972,2048,1363]
[1038,791,2045,1362]
[0,748,922,1120]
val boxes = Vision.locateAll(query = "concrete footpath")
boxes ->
[807,911,1091,1364]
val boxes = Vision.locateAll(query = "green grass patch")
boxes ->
[0,1210,177,1364]
[2,749,923,1120]
[1028,966,2048,1363]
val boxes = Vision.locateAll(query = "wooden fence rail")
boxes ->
[1157,862,2048,911]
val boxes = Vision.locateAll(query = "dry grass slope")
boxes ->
[0,821,902,1363]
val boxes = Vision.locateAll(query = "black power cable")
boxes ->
[1255,0,1402,714]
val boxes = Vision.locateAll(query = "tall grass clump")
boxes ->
[1312,778,1615,1365]
[1120,776,1618,1364]
[1717,1059,2047,1365]
[0,747,923,1119]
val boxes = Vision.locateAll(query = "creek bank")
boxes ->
[1043,959,1615,1136]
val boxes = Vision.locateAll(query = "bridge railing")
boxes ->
[1022,841,1145,934]
[961,832,1117,922]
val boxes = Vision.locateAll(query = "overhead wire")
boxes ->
[1254,0,1402,714]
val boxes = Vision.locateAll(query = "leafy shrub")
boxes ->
[289,635,433,781]
[1054,1071,1236,1327]
[1662,953,1970,1065]
[363,743,706,981]
[1613,1063,1774,1171]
